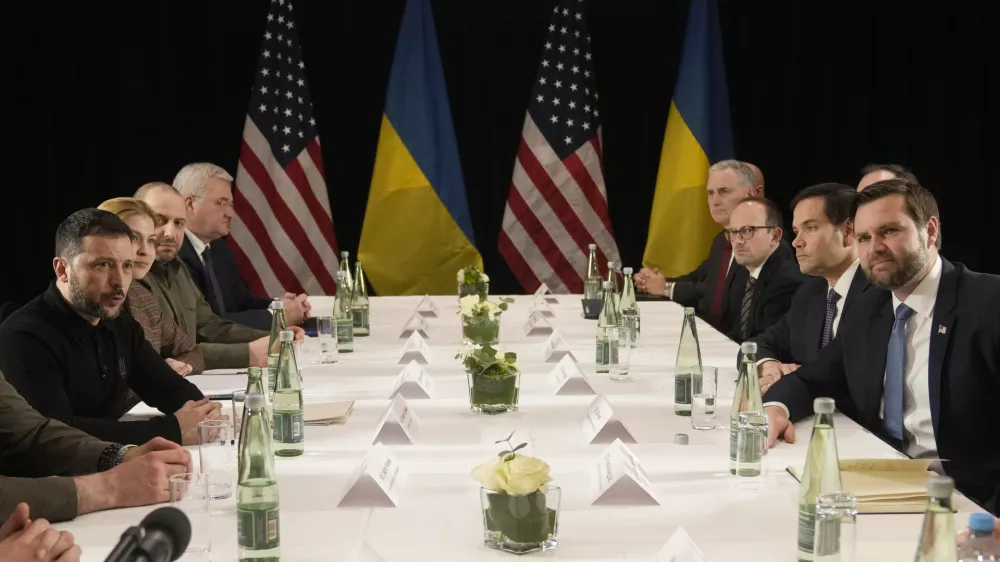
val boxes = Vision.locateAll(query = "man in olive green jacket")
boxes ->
[0,371,191,522]
[137,183,271,370]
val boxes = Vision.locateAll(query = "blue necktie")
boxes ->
[201,247,227,315]
[820,289,841,348]
[883,303,913,442]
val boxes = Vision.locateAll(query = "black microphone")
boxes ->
[103,506,192,562]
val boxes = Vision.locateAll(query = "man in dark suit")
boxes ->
[172,163,310,331]
[635,160,764,333]
[857,162,919,192]
[721,197,804,342]
[751,183,866,382]
[764,179,1000,514]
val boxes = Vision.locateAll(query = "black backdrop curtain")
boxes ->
[3,0,996,304]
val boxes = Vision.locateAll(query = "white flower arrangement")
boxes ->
[472,432,551,496]
[457,266,490,285]
[459,295,506,320]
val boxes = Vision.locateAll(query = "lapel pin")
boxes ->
[937,325,947,335]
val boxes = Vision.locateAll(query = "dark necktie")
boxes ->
[201,246,227,315]
[883,303,913,442]
[740,275,756,340]
[708,241,732,325]
[820,289,842,348]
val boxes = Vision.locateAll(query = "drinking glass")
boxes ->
[691,366,719,430]
[317,316,337,364]
[232,391,246,448]
[169,473,212,561]
[609,328,632,382]
[198,419,234,500]
[814,493,858,562]
[735,411,769,489]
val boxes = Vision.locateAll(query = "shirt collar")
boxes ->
[831,259,861,299]
[749,253,771,280]
[892,254,942,321]
[185,230,209,257]
[43,281,111,338]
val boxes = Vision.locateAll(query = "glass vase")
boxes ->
[480,486,560,554]
[458,281,490,301]
[467,369,520,414]
[462,315,501,346]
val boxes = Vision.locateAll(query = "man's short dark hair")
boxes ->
[852,179,941,249]
[790,183,856,226]
[738,196,783,228]
[55,208,135,259]
[860,163,919,185]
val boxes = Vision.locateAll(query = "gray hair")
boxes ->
[708,160,756,189]
[172,163,234,198]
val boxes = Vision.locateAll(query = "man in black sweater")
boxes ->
[0,209,221,446]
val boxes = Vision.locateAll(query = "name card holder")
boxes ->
[542,330,576,363]
[533,283,559,304]
[398,332,433,365]
[390,360,434,399]
[523,311,554,337]
[399,313,430,340]
[548,355,595,395]
[372,395,420,445]
[415,295,440,317]
[580,395,637,444]
[337,443,405,507]
[589,438,658,506]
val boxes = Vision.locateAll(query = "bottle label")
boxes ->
[272,412,304,443]
[237,506,280,550]
[352,309,369,329]
[675,374,692,406]
[267,355,278,392]
[336,323,353,343]
[729,421,738,463]
[797,503,817,554]
[595,339,618,365]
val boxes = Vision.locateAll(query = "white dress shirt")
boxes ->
[882,255,941,459]
[185,230,209,264]
[828,259,860,336]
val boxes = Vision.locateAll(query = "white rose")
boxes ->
[499,455,551,496]
[471,456,507,491]
[457,269,466,282]
[459,295,480,317]
[481,272,490,282]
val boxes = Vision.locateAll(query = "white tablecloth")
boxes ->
[59,295,978,561]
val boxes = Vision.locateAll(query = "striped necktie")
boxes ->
[820,289,841,348]
[740,275,756,340]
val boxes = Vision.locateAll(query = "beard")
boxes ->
[866,245,928,290]
[68,274,125,320]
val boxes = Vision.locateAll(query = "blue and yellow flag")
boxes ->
[359,0,482,295]
[642,0,734,277]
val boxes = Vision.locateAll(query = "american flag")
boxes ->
[498,0,620,294]
[228,0,340,296]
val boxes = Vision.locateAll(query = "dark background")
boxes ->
[3,0,997,304]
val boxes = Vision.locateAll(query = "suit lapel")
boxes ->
[803,283,826,354]
[842,266,869,316]
[929,259,957,438]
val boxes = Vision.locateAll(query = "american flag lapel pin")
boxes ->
[937,325,947,335]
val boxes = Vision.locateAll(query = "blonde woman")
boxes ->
[98,197,205,376]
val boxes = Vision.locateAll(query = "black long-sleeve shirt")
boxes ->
[0,282,203,444]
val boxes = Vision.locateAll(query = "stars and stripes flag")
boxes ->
[228,0,340,296]
[498,0,620,294]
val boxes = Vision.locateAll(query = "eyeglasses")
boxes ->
[723,225,775,241]
[191,195,234,209]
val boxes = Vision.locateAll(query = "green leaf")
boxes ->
[512,443,527,452]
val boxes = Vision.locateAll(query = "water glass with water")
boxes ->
[735,411,769,489]
[814,493,858,562]
[691,366,718,430]
[317,316,337,364]
[232,391,246,447]
[610,328,632,382]
[198,419,234,500]
[169,473,212,561]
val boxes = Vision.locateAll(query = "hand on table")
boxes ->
[0,506,79,562]
[758,361,800,394]
[764,405,796,448]
[174,398,223,446]
[165,358,193,376]
[634,268,667,296]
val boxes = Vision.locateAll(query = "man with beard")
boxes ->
[0,209,220,446]
[762,180,1000,515]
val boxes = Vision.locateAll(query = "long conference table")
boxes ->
[59,295,978,561]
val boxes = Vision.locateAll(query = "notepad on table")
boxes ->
[304,401,355,425]
[786,458,938,514]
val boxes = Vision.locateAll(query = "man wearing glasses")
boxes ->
[173,163,310,331]
[721,197,804,342]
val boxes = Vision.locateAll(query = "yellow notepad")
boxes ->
[787,458,938,514]
[304,401,355,425]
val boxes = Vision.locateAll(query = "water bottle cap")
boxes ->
[588,243,597,249]
[968,513,996,533]
[247,366,263,376]
[341,251,349,258]
[926,475,954,497]
[740,341,757,354]
[623,267,633,274]
[683,307,695,315]
[813,397,835,414]
[279,330,294,342]
[272,300,284,310]
[602,280,611,289]
[246,392,266,408]
[607,261,614,267]
[674,433,689,445]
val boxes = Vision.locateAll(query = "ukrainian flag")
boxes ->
[359,0,483,295]
[642,0,734,277]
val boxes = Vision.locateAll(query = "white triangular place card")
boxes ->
[652,527,707,562]
[398,331,433,365]
[549,355,595,395]
[542,330,576,363]
[347,541,387,562]
[373,395,420,445]
[528,299,555,318]
[590,438,658,506]
[399,313,429,340]
[337,443,405,507]
[581,395,636,444]
[533,283,559,304]
[389,360,434,399]
[523,311,554,337]
[415,295,440,317]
